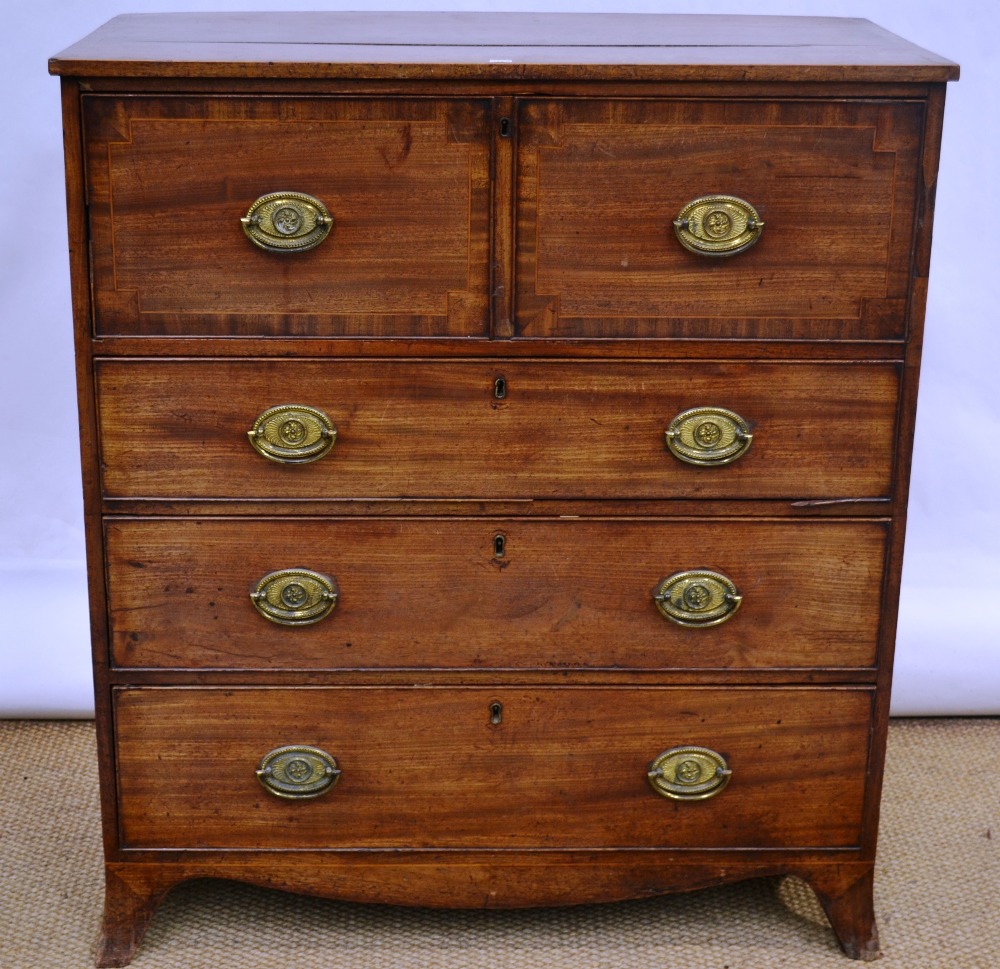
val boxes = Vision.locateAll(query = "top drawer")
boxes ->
[516,98,923,341]
[83,96,491,337]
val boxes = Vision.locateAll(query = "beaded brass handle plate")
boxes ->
[256,745,341,799]
[665,406,752,467]
[654,570,742,628]
[241,191,333,252]
[648,746,732,800]
[673,195,764,257]
[248,404,336,464]
[251,569,339,626]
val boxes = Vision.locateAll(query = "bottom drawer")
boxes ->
[114,686,872,850]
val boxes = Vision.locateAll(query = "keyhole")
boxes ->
[489,701,503,725]
[493,534,506,558]
[493,376,507,399]
[499,117,511,138]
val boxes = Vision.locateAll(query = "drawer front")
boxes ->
[106,518,887,670]
[83,96,491,337]
[516,99,922,340]
[114,686,872,850]
[96,359,899,500]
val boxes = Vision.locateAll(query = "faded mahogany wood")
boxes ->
[103,668,880,691]
[84,95,490,337]
[808,865,881,960]
[95,359,900,500]
[95,857,877,968]
[58,79,125,865]
[89,335,911,360]
[105,517,887,671]
[859,82,953,864]
[100,499,895,524]
[51,11,956,965]
[516,98,921,341]
[95,868,166,968]
[49,13,959,82]
[113,686,872,850]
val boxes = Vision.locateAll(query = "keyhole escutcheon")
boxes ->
[489,701,503,725]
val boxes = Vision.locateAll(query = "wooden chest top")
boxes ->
[50,12,958,82]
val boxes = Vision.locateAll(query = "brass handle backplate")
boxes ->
[251,569,338,626]
[665,406,752,466]
[241,191,333,252]
[654,570,742,627]
[648,746,732,801]
[256,745,341,799]
[248,404,336,464]
[673,195,763,257]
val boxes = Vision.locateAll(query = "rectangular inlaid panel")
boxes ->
[105,517,888,670]
[114,686,872,849]
[83,96,490,337]
[95,358,899,500]
[516,99,922,340]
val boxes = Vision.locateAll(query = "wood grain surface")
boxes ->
[113,685,872,850]
[85,96,490,337]
[95,358,900,500]
[105,517,887,671]
[516,99,921,341]
[49,13,958,82]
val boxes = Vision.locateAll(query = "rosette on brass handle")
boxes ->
[256,745,341,799]
[673,195,763,257]
[665,406,752,467]
[654,570,742,628]
[241,191,333,252]
[248,404,336,464]
[251,568,339,626]
[648,746,732,801]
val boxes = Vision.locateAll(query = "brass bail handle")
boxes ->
[256,745,341,799]
[647,746,732,801]
[665,406,752,467]
[248,404,337,464]
[654,569,742,628]
[250,569,339,626]
[673,195,764,257]
[242,191,333,252]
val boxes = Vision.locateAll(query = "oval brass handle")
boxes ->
[648,746,732,801]
[241,191,333,252]
[248,404,336,464]
[251,568,338,626]
[256,745,341,799]
[673,195,763,257]
[665,406,752,466]
[654,570,742,628]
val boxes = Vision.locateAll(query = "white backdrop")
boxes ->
[1,0,996,716]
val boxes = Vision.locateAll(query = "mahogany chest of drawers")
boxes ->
[50,13,957,966]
